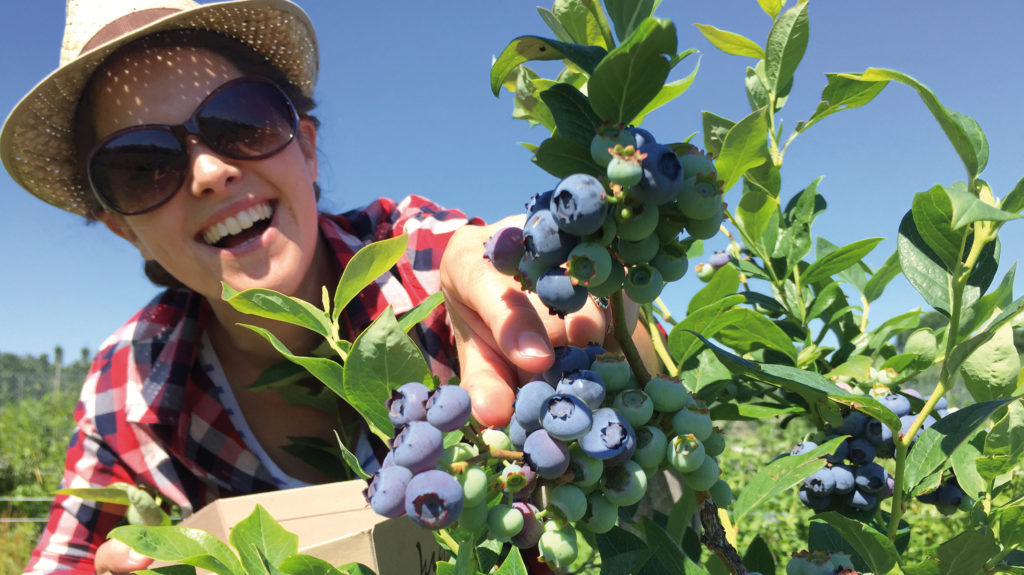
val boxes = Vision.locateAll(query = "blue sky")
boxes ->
[1,1,1022,359]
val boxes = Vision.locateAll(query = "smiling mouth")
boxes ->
[202,201,275,248]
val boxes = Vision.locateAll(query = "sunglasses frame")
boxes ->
[86,76,300,216]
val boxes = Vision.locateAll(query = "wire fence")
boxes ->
[1,497,53,523]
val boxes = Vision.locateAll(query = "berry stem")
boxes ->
[610,291,651,385]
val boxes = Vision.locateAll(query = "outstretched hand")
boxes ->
[441,215,633,428]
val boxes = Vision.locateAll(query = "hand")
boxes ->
[440,215,620,428]
[95,538,153,575]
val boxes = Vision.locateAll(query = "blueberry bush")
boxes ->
[88,1,1024,574]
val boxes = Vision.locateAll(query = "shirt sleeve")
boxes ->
[23,367,137,574]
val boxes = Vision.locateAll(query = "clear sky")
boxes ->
[1,1,1022,359]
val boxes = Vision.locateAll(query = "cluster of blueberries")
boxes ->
[787,390,965,515]
[784,550,857,575]
[484,123,723,316]
[363,344,731,570]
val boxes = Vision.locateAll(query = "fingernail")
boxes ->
[517,331,552,359]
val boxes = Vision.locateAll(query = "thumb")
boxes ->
[95,538,154,575]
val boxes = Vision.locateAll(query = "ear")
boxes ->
[99,212,154,260]
[297,117,318,181]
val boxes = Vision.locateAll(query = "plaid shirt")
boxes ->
[24,195,482,574]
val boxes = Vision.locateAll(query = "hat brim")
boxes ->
[0,0,318,217]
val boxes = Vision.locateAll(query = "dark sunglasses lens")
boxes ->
[198,81,296,158]
[89,129,187,214]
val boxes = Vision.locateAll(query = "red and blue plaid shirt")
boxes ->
[24,196,482,574]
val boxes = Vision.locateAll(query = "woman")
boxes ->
[2,1,636,573]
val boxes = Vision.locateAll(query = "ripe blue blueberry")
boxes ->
[845,488,878,512]
[508,417,529,449]
[536,267,589,316]
[833,411,868,437]
[830,464,856,494]
[543,346,592,385]
[425,384,472,432]
[523,429,571,479]
[404,469,465,529]
[846,437,877,465]
[579,407,636,461]
[483,226,526,276]
[364,465,413,518]
[522,208,578,268]
[386,381,431,428]
[935,482,966,516]
[556,369,606,409]
[790,441,818,456]
[708,250,730,269]
[552,174,609,236]
[627,126,656,148]
[514,379,556,430]
[540,393,594,441]
[880,393,912,417]
[798,486,832,511]
[390,420,444,474]
[854,462,889,493]
[525,190,553,217]
[803,466,837,496]
[634,143,685,205]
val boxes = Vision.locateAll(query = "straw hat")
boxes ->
[0,0,318,217]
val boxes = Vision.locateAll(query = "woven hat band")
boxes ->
[80,8,181,55]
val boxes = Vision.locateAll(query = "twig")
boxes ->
[610,292,651,385]
[698,498,747,575]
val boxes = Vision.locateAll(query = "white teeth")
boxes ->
[203,202,274,245]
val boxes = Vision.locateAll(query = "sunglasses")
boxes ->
[86,76,299,215]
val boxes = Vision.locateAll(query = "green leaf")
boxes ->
[715,307,798,362]
[604,0,657,43]
[735,186,780,254]
[333,235,408,325]
[958,263,1016,338]
[799,73,887,133]
[985,399,1024,458]
[1002,176,1024,214]
[776,178,824,271]
[335,431,371,481]
[397,291,445,333]
[912,184,963,271]
[999,505,1024,553]
[511,66,556,131]
[688,264,741,314]
[701,112,735,164]
[492,546,529,575]
[109,525,245,575]
[950,432,986,499]
[344,308,431,441]
[801,237,883,287]
[489,36,606,96]
[279,555,350,575]
[539,83,603,146]
[813,512,900,575]
[864,250,902,302]
[595,527,653,574]
[937,529,999,575]
[842,68,989,179]
[732,436,848,522]
[533,134,604,179]
[537,7,576,44]
[56,485,131,505]
[815,236,870,293]
[947,295,1024,375]
[694,24,764,59]
[666,488,698,540]
[682,348,735,394]
[946,182,1021,229]
[642,517,711,575]
[806,282,843,323]
[960,324,1022,403]
[222,284,332,340]
[756,0,783,19]
[713,108,769,193]
[588,18,676,123]
[632,54,700,125]
[904,396,1019,491]
[745,65,771,113]
[124,484,168,526]
[230,505,298,575]
[549,0,612,49]
[764,2,809,96]
[669,295,746,364]
[742,535,776,575]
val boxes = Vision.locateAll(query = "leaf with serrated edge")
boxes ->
[332,234,408,325]
[732,436,848,523]
[814,511,900,575]
[694,24,764,59]
[904,396,1019,492]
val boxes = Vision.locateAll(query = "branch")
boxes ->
[698,498,747,575]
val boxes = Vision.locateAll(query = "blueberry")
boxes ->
[880,393,912,417]
[568,444,604,487]
[556,369,606,409]
[708,250,730,269]
[672,407,714,441]
[899,413,936,443]
[543,346,592,385]
[627,126,656,148]
[514,379,557,429]
[684,203,724,240]
[590,124,636,167]
[803,466,836,496]
[507,417,529,449]
[615,203,660,242]
[790,441,818,456]
[523,429,570,479]
[525,189,553,217]
[683,454,720,491]
[845,488,878,512]
[590,355,632,392]
[644,375,691,413]
[612,389,654,427]
[541,393,594,441]
[582,342,606,364]
[515,251,548,291]
[499,462,535,494]
[390,421,444,474]
[577,492,617,534]
[624,264,664,304]
[487,503,525,541]
[536,267,589,316]
[667,433,706,473]
[833,411,868,437]
[386,381,431,428]
[632,425,668,469]
[481,428,513,451]
[579,407,636,461]
[830,464,856,494]
[548,484,588,522]
[702,428,726,457]
[935,483,966,516]
[824,438,849,464]
[679,147,717,180]
[607,152,644,187]
[552,173,609,236]
[677,173,723,220]
[601,460,648,506]
[458,466,489,507]
[709,479,734,507]
[846,437,876,465]
[538,521,579,568]
[425,384,472,432]
[634,143,684,205]
[566,241,613,286]
[522,208,578,268]
[617,234,660,265]
[510,502,543,548]
[798,486,832,511]
[864,417,894,454]
[652,242,689,282]
[364,465,413,518]
[586,261,627,298]
[404,469,465,529]
[483,226,526,276]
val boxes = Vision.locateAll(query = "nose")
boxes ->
[184,135,243,198]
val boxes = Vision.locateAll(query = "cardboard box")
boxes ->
[165,479,447,575]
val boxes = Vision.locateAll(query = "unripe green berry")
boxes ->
[617,234,660,265]
[587,262,626,298]
[616,203,659,241]
[458,466,489,508]
[538,522,579,568]
[601,460,648,507]
[577,492,618,534]
[694,262,716,282]
[683,455,720,491]
[548,484,588,522]
[481,428,513,451]
[568,444,604,487]
[644,375,690,413]
[487,504,525,541]
[567,242,613,286]
[652,243,688,282]
[702,428,726,457]
[709,479,733,507]
[624,264,664,304]
[685,205,724,240]
[632,425,668,469]
[590,125,635,167]
[457,502,488,530]
[667,433,706,473]
[590,355,632,392]
[672,407,713,441]
[612,389,654,427]
[607,154,644,187]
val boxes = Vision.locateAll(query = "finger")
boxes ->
[446,296,518,428]
[95,538,153,575]
[563,295,610,349]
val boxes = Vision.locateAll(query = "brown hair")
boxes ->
[74,28,321,289]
